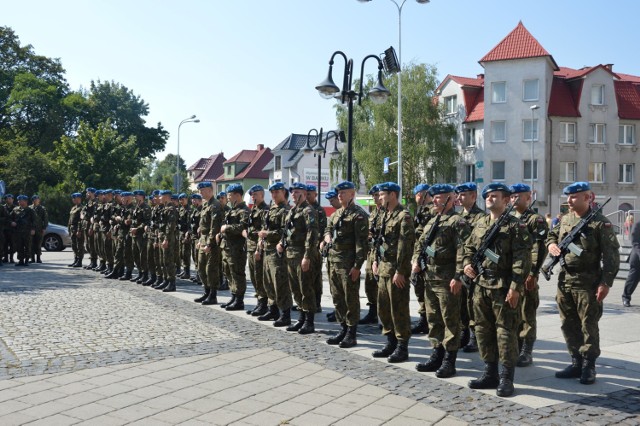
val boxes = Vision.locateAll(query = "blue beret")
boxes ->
[170,194,178,200]
[16,195,28,201]
[481,183,511,199]
[306,184,317,192]
[113,190,122,195]
[227,184,244,195]
[86,187,97,193]
[191,194,202,200]
[290,182,307,191]
[455,182,477,193]
[197,181,213,189]
[95,190,103,196]
[335,181,355,191]
[413,183,430,195]
[133,190,146,196]
[120,191,133,197]
[152,190,161,196]
[103,189,113,195]
[217,191,227,197]
[160,190,172,196]
[428,184,455,196]
[563,181,591,195]
[248,184,264,195]
[4,194,13,199]
[31,195,39,200]
[368,185,380,195]
[378,182,401,193]
[269,182,285,191]
[178,193,187,199]
[70,193,82,199]
[325,189,338,199]
[148,195,154,201]
[509,183,531,194]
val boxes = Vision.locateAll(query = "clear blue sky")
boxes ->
[4,0,639,168]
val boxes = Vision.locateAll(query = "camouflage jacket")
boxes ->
[325,201,369,269]
[514,208,549,277]
[284,200,318,259]
[198,198,223,249]
[377,204,415,278]
[414,202,434,239]
[158,203,178,242]
[247,201,269,246]
[263,201,289,251]
[11,206,36,233]
[30,204,48,231]
[220,201,250,251]
[131,201,151,237]
[68,204,83,233]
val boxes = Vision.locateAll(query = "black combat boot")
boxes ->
[327,323,348,345]
[326,311,337,322]
[94,261,106,272]
[180,268,191,279]
[496,364,516,397]
[258,304,279,321]
[221,294,237,309]
[119,268,133,281]
[84,259,96,270]
[156,278,171,290]
[555,355,583,379]
[151,276,164,288]
[142,273,156,286]
[339,326,358,348]
[459,327,471,349]
[219,277,229,291]
[373,334,398,358]
[67,257,78,267]
[162,280,177,292]
[72,257,81,267]
[416,346,445,372]
[251,298,268,317]
[130,270,142,282]
[468,362,500,389]
[202,289,218,305]
[316,293,322,313]
[102,264,112,275]
[194,288,209,303]
[286,312,306,332]
[517,341,534,367]
[225,296,245,311]
[136,272,148,284]
[16,260,24,266]
[580,357,597,385]
[410,313,429,334]
[273,308,291,327]
[359,304,378,325]
[388,341,409,363]
[175,266,182,277]
[104,268,119,279]
[436,351,458,378]
[463,329,479,353]
[299,312,315,335]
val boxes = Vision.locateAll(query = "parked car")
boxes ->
[43,223,72,251]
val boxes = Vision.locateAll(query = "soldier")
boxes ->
[509,183,549,367]
[412,184,470,378]
[280,183,320,334]
[143,192,160,286]
[156,190,178,292]
[623,216,640,307]
[246,185,269,316]
[463,183,531,397]
[258,182,292,326]
[150,191,167,287]
[171,194,181,276]
[455,182,486,353]
[82,188,98,270]
[130,190,151,283]
[360,184,381,325]
[323,181,368,346]
[29,195,48,263]
[218,191,231,291]
[189,194,203,283]
[371,182,415,363]
[10,195,36,266]
[102,189,116,275]
[547,182,619,385]
[3,194,15,263]
[306,184,327,312]
[108,191,129,279]
[118,192,137,280]
[0,194,9,266]
[68,192,84,267]
[324,189,341,323]
[92,190,107,272]
[194,182,223,305]
[177,193,192,279]
[411,183,433,335]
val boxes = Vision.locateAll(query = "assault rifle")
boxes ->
[416,196,451,272]
[256,201,272,260]
[540,197,611,281]
[323,198,353,258]
[372,202,390,279]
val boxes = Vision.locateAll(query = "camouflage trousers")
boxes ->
[161,238,176,280]
[556,284,603,359]
[425,279,461,351]
[132,235,147,273]
[223,247,247,298]
[263,250,291,310]
[519,284,540,345]
[12,231,32,262]
[114,235,134,272]
[287,251,318,314]
[197,246,221,292]
[460,284,475,330]
[413,272,427,316]
[329,262,361,326]
[85,229,97,261]
[71,230,84,260]
[473,286,521,368]
[173,237,180,271]
[179,234,191,270]
[247,241,267,300]
[377,275,411,343]
[146,238,156,276]
[104,233,114,266]
[31,231,43,257]
[363,252,377,306]
[96,231,105,261]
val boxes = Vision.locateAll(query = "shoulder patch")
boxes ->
[604,222,612,228]
[519,223,527,229]
[537,217,544,223]
[457,219,467,227]
[356,215,365,220]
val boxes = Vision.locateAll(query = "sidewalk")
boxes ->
[0,251,639,425]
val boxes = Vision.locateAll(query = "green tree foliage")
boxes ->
[333,63,456,199]
[130,154,189,194]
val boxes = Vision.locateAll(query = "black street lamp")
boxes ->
[315,49,398,182]
[303,128,343,199]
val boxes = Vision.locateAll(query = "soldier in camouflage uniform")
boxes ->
[324,190,341,323]
[360,184,381,325]
[142,192,159,285]
[29,195,48,263]
[509,183,549,367]
[82,188,98,270]
[411,183,433,335]
[10,195,36,266]
[171,194,181,276]
[258,183,292,326]
[130,190,151,284]
[118,192,136,280]
[323,181,369,346]
[194,182,223,305]
[146,191,164,286]
[3,194,15,263]
[372,182,415,363]
[217,184,250,310]
[306,184,327,312]
[92,190,107,272]
[68,193,84,267]
[97,190,115,275]
[463,183,532,397]
[246,185,269,316]
[103,190,118,275]
[455,182,486,353]
[412,184,470,378]
[156,190,178,292]
[0,195,9,266]
[280,183,320,334]
[188,194,203,282]
[177,193,192,279]
[107,192,129,279]
[547,182,619,385]
[218,191,231,291]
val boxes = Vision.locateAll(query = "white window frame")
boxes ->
[591,84,605,105]
[589,162,606,183]
[523,160,538,181]
[560,162,576,183]
[464,128,476,147]
[619,164,634,183]
[444,95,457,115]
[619,125,635,145]
[492,161,506,181]
[491,121,506,142]
[465,164,476,182]
[492,81,506,103]
[275,155,282,171]
[523,119,539,142]
[560,122,576,143]
[590,124,606,144]
[523,79,539,101]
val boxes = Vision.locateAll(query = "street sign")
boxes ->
[383,157,390,174]
[475,161,484,168]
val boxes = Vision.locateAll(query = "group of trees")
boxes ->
[0,26,180,223]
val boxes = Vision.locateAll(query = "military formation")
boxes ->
[6,176,610,399]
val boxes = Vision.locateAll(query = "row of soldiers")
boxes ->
[1,194,48,266]
[67,178,619,398]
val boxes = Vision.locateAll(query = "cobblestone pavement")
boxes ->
[0,251,638,425]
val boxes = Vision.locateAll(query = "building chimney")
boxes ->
[257,144,264,150]
[604,64,614,71]
[477,73,484,80]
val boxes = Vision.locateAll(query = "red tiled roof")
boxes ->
[617,72,640,83]
[224,150,258,164]
[449,75,483,88]
[464,88,484,123]
[199,154,226,182]
[554,65,618,80]
[614,80,640,120]
[548,77,581,117]
[216,148,273,182]
[480,22,559,70]
[187,157,209,172]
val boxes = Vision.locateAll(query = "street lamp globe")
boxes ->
[316,66,340,99]
[368,71,391,104]
[416,0,430,3]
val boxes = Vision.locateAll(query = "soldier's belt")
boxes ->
[332,244,355,250]
[481,269,505,280]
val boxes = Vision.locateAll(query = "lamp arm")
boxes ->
[358,55,384,105]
